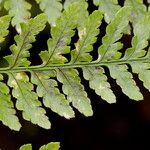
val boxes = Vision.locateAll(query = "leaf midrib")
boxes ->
[0,57,149,73]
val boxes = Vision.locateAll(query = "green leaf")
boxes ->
[5,13,47,68]
[4,0,31,33]
[123,15,150,59]
[40,3,80,65]
[108,64,143,100]
[124,0,147,24]
[8,72,51,129]
[71,10,103,63]
[56,68,93,116]
[93,0,121,23]
[131,63,150,92]
[64,0,87,10]
[75,1,89,28]
[0,74,21,131]
[98,6,130,61]
[31,71,75,119]
[0,15,10,43]
[39,142,60,150]
[35,0,62,26]
[19,144,32,150]
[82,66,116,103]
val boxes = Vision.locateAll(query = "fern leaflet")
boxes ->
[35,0,62,26]
[31,70,75,119]
[4,0,31,33]
[0,74,21,130]
[0,15,10,43]
[8,72,50,129]
[98,6,130,61]
[5,13,47,68]
[93,0,121,23]
[19,142,60,150]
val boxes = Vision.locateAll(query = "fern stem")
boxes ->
[0,58,149,73]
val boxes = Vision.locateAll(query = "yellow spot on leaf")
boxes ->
[75,40,80,51]
[16,72,27,80]
[11,80,18,89]
[98,84,105,91]
[79,28,86,39]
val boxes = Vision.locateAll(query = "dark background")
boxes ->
[0,0,150,150]
[1,84,150,150]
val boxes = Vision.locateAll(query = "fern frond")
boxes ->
[8,72,50,129]
[71,10,103,63]
[101,14,149,100]
[82,66,116,103]
[31,71,75,119]
[35,0,62,26]
[0,2,150,131]
[0,74,21,130]
[4,0,31,33]
[93,0,121,23]
[40,3,79,65]
[57,68,93,116]
[98,6,130,61]
[5,13,47,68]
[0,15,10,43]
[20,142,60,150]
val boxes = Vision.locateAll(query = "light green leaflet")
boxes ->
[108,65,143,100]
[82,66,116,103]
[0,74,21,131]
[19,144,32,150]
[39,142,60,150]
[5,13,47,68]
[40,3,80,65]
[64,0,87,10]
[71,10,103,63]
[19,142,60,150]
[131,63,150,92]
[0,15,10,43]
[56,68,93,116]
[124,0,147,24]
[4,0,31,33]
[123,15,150,59]
[8,72,50,129]
[31,70,75,119]
[93,0,121,23]
[98,6,130,61]
[35,0,62,26]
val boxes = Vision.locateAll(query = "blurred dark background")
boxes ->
[1,84,150,150]
[0,0,150,150]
